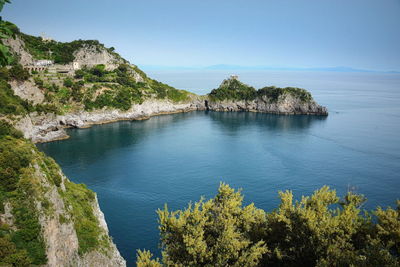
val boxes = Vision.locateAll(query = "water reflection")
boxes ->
[208,111,327,134]
[37,112,195,166]
[37,111,327,170]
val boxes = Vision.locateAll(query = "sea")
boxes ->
[37,70,400,266]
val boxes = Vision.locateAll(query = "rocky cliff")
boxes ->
[3,27,327,144]
[1,23,327,266]
[206,77,328,115]
[0,126,125,266]
[15,98,206,143]
[206,95,327,115]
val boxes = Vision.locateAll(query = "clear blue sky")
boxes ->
[2,0,400,71]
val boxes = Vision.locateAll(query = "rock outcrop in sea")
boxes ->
[0,23,327,266]
[206,76,328,115]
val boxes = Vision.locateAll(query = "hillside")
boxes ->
[2,22,195,114]
[0,21,326,265]
[0,22,327,143]
[0,121,125,266]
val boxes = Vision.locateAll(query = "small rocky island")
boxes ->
[206,75,328,115]
[0,21,327,266]
[0,23,328,144]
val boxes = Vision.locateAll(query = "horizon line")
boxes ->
[138,64,400,74]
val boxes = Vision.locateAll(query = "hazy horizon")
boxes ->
[3,0,400,72]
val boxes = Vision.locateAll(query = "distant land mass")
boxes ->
[140,64,400,73]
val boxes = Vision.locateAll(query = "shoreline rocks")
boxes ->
[15,95,328,144]
[206,94,328,115]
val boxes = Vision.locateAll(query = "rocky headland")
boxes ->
[206,76,328,115]
[1,31,327,144]
[0,21,327,266]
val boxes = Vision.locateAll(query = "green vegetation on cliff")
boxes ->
[0,75,31,115]
[28,62,191,113]
[0,122,47,265]
[138,183,400,267]
[0,121,112,264]
[0,17,19,66]
[257,86,312,102]
[0,66,61,116]
[209,78,313,103]
[60,180,111,255]
[20,33,118,65]
[209,78,257,101]
[0,20,192,115]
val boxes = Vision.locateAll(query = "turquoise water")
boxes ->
[37,71,400,265]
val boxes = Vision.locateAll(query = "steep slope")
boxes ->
[0,20,330,267]
[0,122,125,266]
[2,23,327,143]
[0,23,204,142]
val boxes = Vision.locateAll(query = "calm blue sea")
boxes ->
[37,70,400,266]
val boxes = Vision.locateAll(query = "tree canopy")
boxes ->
[137,183,400,267]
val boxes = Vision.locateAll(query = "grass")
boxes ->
[0,134,47,265]
[60,180,110,254]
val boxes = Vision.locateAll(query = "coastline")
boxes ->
[15,96,328,144]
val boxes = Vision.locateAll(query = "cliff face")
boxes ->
[0,133,125,266]
[72,45,125,71]
[207,77,328,115]
[15,98,206,143]
[4,29,328,145]
[206,94,328,115]
[1,26,328,266]
[2,35,34,66]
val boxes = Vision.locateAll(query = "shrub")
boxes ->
[33,77,44,88]
[209,79,257,101]
[20,33,106,64]
[71,81,84,102]
[0,137,32,191]
[0,67,9,80]
[0,237,31,266]
[208,78,314,103]
[34,104,59,114]
[91,64,106,77]
[56,87,71,104]
[74,69,86,79]
[0,79,32,115]
[0,120,23,139]
[258,86,313,102]
[117,64,128,73]
[8,65,30,81]
[63,78,73,88]
[60,181,107,254]
[138,184,400,266]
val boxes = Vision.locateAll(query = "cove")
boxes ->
[37,71,400,267]
[37,110,400,266]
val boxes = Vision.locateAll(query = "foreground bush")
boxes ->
[137,184,400,267]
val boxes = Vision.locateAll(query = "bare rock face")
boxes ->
[14,113,69,143]
[2,36,34,66]
[207,94,328,115]
[0,145,126,266]
[33,161,126,267]
[13,99,205,143]
[9,80,45,104]
[73,45,124,71]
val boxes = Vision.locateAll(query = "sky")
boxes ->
[2,0,400,71]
